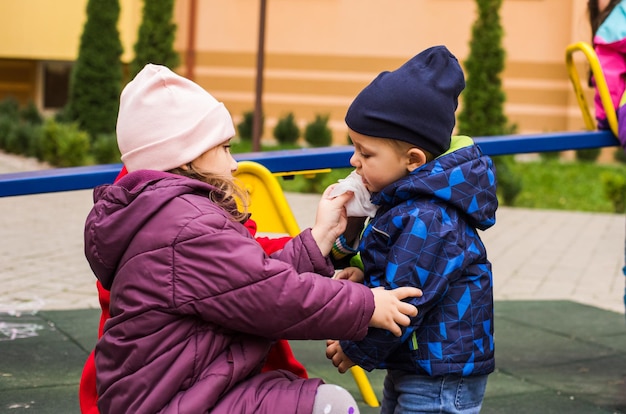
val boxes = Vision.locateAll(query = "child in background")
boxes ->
[587,0,626,148]
[587,0,626,318]
[84,63,422,414]
[326,46,498,414]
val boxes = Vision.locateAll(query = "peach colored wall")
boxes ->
[179,0,591,63]
[173,0,597,141]
[0,0,599,143]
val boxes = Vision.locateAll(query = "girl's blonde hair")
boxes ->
[169,163,249,222]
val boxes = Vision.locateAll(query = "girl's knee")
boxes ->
[312,383,360,414]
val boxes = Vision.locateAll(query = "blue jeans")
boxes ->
[380,370,489,414]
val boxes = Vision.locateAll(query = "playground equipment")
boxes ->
[565,41,618,136]
[0,130,619,198]
[233,161,381,407]
[234,161,303,237]
[0,98,621,408]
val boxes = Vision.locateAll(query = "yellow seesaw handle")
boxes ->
[565,41,618,136]
[350,366,380,407]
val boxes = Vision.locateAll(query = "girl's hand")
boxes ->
[369,287,422,336]
[311,185,353,255]
[333,267,364,283]
[326,339,356,374]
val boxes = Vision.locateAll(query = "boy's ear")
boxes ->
[406,148,427,172]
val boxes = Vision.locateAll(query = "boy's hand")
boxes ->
[326,339,356,373]
[333,266,364,283]
[369,287,422,336]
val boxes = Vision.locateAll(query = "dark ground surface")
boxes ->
[1,300,625,413]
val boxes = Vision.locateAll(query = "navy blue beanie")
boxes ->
[345,45,465,157]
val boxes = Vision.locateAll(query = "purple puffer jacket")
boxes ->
[84,170,374,414]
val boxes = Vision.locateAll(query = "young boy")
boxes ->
[327,45,498,413]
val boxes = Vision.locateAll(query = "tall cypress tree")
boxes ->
[66,0,123,139]
[458,0,520,205]
[457,0,510,136]
[129,0,180,78]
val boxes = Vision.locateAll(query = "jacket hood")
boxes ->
[84,170,221,289]
[372,142,498,230]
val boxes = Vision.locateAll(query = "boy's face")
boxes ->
[191,138,238,176]
[348,129,425,193]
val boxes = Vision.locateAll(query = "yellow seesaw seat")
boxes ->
[234,160,381,407]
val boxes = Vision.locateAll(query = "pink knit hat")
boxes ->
[117,64,235,172]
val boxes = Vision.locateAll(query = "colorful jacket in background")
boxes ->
[341,137,498,377]
[84,170,375,414]
[593,0,626,148]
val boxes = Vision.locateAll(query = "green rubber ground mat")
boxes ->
[1,300,624,413]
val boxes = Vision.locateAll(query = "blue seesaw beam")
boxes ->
[0,130,619,197]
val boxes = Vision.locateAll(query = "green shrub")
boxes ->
[304,114,332,147]
[92,133,121,164]
[494,155,522,205]
[0,97,19,119]
[24,123,45,159]
[58,128,90,167]
[575,147,601,162]
[20,101,43,125]
[0,100,43,157]
[54,105,73,124]
[300,114,333,192]
[7,122,40,156]
[0,115,16,150]
[40,119,61,163]
[539,151,560,161]
[237,111,255,141]
[42,119,90,167]
[601,171,626,213]
[273,112,300,145]
[2,122,19,154]
[129,0,179,78]
[613,147,626,163]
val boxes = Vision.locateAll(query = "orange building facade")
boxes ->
[0,0,595,144]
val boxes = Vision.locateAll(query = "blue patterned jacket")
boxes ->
[340,137,498,377]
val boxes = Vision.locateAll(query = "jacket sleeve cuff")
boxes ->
[331,234,359,260]
[300,228,335,276]
[339,339,378,372]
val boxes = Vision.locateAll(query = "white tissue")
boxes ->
[329,170,378,217]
